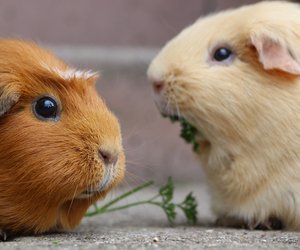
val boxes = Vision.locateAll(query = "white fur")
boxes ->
[54,68,97,80]
[42,62,98,80]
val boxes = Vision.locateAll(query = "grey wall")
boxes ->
[0,0,260,46]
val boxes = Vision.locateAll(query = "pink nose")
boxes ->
[152,80,164,94]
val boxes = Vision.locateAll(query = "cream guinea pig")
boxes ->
[148,1,300,230]
[0,39,125,239]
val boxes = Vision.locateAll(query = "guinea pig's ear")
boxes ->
[250,34,300,76]
[0,85,20,117]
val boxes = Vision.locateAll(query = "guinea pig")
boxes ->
[0,39,125,240]
[147,1,300,230]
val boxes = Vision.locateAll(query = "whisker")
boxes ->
[124,171,150,184]
[174,98,182,118]
[122,124,141,142]
[67,184,79,217]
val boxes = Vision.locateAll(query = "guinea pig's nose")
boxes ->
[152,80,164,94]
[98,148,119,166]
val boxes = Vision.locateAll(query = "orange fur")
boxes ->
[0,39,125,236]
[148,1,300,230]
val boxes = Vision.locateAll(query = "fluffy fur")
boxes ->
[148,1,300,230]
[0,40,125,237]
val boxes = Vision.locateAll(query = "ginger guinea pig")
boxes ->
[0,39,125,239]
[148,1,300,230]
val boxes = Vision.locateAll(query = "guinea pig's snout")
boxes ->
[98,148,119,167]
[152,80,165,94]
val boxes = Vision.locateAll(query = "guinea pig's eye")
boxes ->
[33,96,60,121]
[213,47,232,62]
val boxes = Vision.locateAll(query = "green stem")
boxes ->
[86,200,161,217]
[149,194,160,201]
[85,180,154,216]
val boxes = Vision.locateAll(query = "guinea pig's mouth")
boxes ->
[163,114,201,153]
[76,169,114,199]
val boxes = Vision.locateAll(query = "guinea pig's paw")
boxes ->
[247,217,283,231]
[216,216,284,230]
[0,229,8,241]
[215,216,247,229]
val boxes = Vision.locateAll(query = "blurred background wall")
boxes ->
[0,0,291,184]
[0,0,262,46]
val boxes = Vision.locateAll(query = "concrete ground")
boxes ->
[2,183,300,250]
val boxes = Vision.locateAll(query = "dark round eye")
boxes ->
[33,96,59,121]
[213,47,232,61]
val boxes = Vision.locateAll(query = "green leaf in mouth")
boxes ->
[166,115,200,153]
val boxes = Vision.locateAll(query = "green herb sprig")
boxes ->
[86,177,198,225]
[169,115,200,152]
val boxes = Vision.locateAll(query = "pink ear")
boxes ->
[251,36,300,75]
